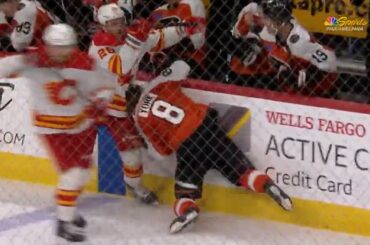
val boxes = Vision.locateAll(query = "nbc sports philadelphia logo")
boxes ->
[324,16,368,32]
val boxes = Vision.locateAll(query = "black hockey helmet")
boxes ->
[260,0,293,23]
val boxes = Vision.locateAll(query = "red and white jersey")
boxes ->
[0,47,116,134]
[88,26,189,118]
[134,61,208,156]
[232,2,337,92]
[150,0,206,49]
[10,0,57,51]
[231,2,276,75]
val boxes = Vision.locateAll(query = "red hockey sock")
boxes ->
[173,198,200,217]
[239,169,271,193]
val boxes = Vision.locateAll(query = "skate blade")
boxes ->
[169,211,198,234]
[268,185,293,211]
[55,237,88,244]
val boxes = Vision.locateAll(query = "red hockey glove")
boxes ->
[127,18,152,44]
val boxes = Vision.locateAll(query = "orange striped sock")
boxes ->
[174,198,200,217]
[239,170,271,193]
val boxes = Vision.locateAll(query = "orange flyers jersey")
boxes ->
[149,0,206,65]
[11,0,57,51]
[134,61,207,155]
[231,2,276,75]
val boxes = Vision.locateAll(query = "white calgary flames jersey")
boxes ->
[10,0,57,51]
[88,27,187,118]
[0,48,116,134]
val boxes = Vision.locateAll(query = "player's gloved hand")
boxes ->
[179,16,206,36]
[127,18,152,44]
[276,64,308,91]
[125,84,143,116]
[242,37,262,67]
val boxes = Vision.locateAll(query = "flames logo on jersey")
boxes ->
[44,79,77,106]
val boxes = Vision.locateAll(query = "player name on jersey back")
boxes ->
[138,93,157,118]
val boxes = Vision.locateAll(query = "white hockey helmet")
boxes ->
[97,3,125,26]
[42,24,77,46]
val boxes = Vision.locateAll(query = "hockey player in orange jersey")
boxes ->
[148,0,206,77]
[260,0,337,97]
[0,0,57,51]
[0,24,117,242]
[231,0,337,96]
[127,60,293,234]
[88,3,205,204]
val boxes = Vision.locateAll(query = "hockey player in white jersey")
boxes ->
[0,24,117,242]
[231,0,337,96]
[0,0,57,51]
[88,3,205,204]
[260,0,337,96]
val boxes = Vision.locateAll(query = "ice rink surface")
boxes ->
[0,180,369,245]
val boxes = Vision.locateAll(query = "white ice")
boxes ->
[0,179,368,245]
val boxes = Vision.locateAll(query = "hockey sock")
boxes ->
[56,189,81,222]
[174,198,200,217]
[239,169,271,193]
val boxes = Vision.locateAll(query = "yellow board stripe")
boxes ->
[2,153,370,237]
[227,110,251,138]
[0,152,98,192]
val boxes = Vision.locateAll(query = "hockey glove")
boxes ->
[125,84,143,116]
[233,37,263,67]
[126,18,152,48]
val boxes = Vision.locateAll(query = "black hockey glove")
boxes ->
[233,37,263,67]
[125,84,143,116]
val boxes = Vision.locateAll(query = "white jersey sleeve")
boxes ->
[287,21,337,73]
[182,0,206,49]
[0,54,29,77]
[10,0,56,51]
[232,2,259,38]
[62,66,117,102]
[145,27,187,52]
[10,0,38,51]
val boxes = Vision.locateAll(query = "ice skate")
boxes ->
[169,207,199,234]
[265,181,293,211]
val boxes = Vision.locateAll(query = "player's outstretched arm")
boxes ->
[0,54,30,78]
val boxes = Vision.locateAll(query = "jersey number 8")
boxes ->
[152,100,185,125]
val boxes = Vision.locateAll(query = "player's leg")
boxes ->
[107,116,157,204]
[40,126,97,242]
[170,119,214,233]
[120,147,158,204]
[209,118,293,211]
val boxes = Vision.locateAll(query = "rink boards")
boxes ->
[1,77,370,236]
